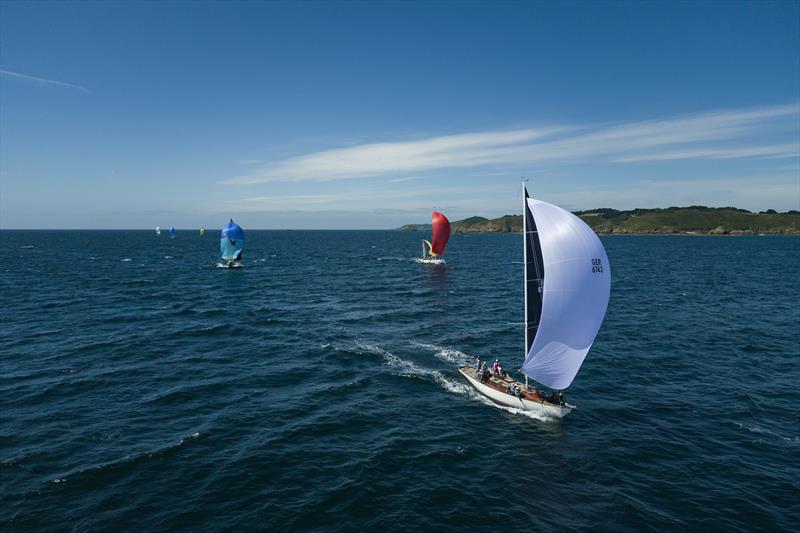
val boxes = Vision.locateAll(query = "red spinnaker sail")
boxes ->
[430,211,451,255]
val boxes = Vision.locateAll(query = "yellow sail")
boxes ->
[200,228,205,236]
[423,239,437,257]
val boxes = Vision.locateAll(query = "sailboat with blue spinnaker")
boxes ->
[219,219,245,268]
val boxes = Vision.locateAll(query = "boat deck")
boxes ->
[458,365,547,403]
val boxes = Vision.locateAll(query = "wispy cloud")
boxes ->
[610,143,799,163]
[0,69,90,93]
[224,103,800,185]
[225,128,566,184]
[224,183,510,213]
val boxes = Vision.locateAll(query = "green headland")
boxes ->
[400,207,800,235]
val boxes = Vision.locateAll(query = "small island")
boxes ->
[400,207,800,235]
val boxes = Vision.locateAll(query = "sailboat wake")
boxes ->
[481,400,554,421]
[412,341,474,366]
[356,342,473,396]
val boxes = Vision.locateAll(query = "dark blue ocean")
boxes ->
[1,231,798,530]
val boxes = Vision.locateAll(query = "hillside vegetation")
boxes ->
[401,207,800,235]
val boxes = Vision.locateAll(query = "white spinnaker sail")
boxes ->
[522,198,610,390]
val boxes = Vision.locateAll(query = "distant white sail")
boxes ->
[522,197,611,390]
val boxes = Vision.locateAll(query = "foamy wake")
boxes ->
[356,342,473,396]
[412,341,474,366]
[482,400,553,422]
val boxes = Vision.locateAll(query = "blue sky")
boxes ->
[1,1,798,229]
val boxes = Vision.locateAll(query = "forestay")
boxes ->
[522,197,610,390]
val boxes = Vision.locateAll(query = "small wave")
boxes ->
[164,255,173,259]
[121,258,132,262]
[40,300,86,309]
[20,245,34,249]
[176,324,230,337]
[376,256,415,262]
[49,431,200,484]
[124,279,155,285]
[734,421,798,446]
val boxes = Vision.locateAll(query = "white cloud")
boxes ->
[224,128,566,184]
[0,69,89,93]
[224,183,512,213]
[223,103,799,185]
[611,143,800,163]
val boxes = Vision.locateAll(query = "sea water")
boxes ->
[1,231,798,529]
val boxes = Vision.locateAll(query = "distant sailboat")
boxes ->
[459,183,611,417]
[168,227,176,239]
[417,211,450,264]
[155,226,161,236]
[219,219,244,268]
[200,227,205,236]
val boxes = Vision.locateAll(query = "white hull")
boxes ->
[416,257,446,264]
[458,366,572,418]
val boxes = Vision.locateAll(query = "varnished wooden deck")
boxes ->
[459,365,548,404]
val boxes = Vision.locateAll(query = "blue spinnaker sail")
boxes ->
[220,219,245,262]
[168,227,176,239]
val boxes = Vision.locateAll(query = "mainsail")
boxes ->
[220,219,245,262]
[155,226,161,235]
[521,186,610,390]
[427,211,451,256]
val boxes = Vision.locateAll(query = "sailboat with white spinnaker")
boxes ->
[458,183,611,418]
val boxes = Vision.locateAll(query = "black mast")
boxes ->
[523,184,545,358]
